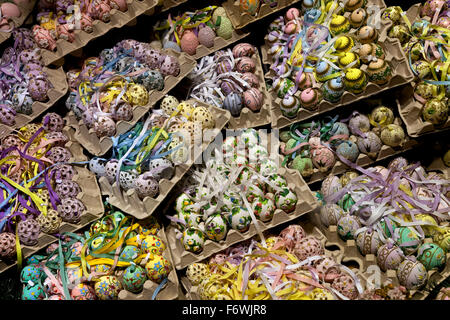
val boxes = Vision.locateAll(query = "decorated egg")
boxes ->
[417,243,446,270]
[252,196,276,222]
[337,215,360,240]
[377,242,405,272]
[198,25,216,48]
[205,213,228,241]
[22,283,46,300]
[397,258,428,290]
[380,124,405,147]
[320,204,345,227]
[122,265,147,293]
[180,30,199,55]
[95,275,122,300]
[182,228,205,253]
[144,253,172,283]
[239,0,260,15]
[186,263,210,285]
[293,236,324,261]
[291,156,314,178]
[280,94,301,118]
[228,206,252,232]
[336,140,360,162]
[356,228,382,255]
[223,92,243,117]
[216,16,233,40]
[243,88,263,112]
[274,188,297,213]
[422,99,448,126]
[71,284,96,300]
[356,131,382,159]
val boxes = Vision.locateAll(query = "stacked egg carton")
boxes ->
[261,0,415,129]
[65,48,196,156]
[118,227,179,300]
[0,66,68,139]
[313,158,450,300]
[39,0,159,66]
[385,4,450,137]
[0,126,104,274]
[223,0,302,30]
[97,99,231,219]
[166,154,319,270]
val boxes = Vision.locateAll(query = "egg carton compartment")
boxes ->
[98,100,231,220]
[179,211,347,300]
[0,0,37,45]
[159,0,188,12]
[222,0,302,30]
[261,1,414,129]
[65,48,196,157]
[0,126,104,274]
[38,0,158,66]
[0,66,68,139]
[166,155,319,270]
[118,227,179,300]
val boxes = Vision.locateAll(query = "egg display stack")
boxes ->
[65,39,180,140]
[19,210,174,300]
[88,97,216,215]
[168,129,299,256]
[189,42,268,126]
[152,5,238,57]
[0,29,53,126]
[183,222,411,300]
[383,3,450,135]
[264,0,414,128]
[0,112,101,269]
[317,157,450,291]
[279,104,413,182]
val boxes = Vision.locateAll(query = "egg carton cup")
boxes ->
[65,48,196,157]
[226,45,273,129]
[0,126,104,274]
[222,0,302,30]
[166,156,319,270]
[0,66,69,139]
[38,0,158,66]
[118,227,179,300]
[159,0,188,12]
[289,134,420,186]
[97,100,231,220]
[179,211,346,300]
[184,29,251,61]
[426,156,450,179]
[261,5,414,129]
[0,0,37,45]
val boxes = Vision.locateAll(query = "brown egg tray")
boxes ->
[38,0,158,66]
[0,126,104,274]
[0,66,69,140]
[98,100,231,220]
[222,0,301,30]
[65,48,196,157]
[189,42,272,129]
[312,158,450,300]
[159,0,188,12]
[261,1,415,129]
[0,0,37,45]
[118,227,179,300]
[278,114,420,186]
[166,154,319,270]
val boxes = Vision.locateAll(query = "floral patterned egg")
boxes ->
[22,282,46,300]
[95,275,123,300]
[175,193,194,214]
[320,175,342,200]
[221,192,241,212]
[239,0,260,15]
[293,236,325,261]
[274,188,297,213]
[144,254,172,283]
[66,267,83,285]
[417,243,446,270]
[252,196,276,222]
[397,258,428,290]
[394,227,420,255]
[141,235,166,255]
[266,173,288,193]
[122,265,147,293]
[258,158,278,176]
[71,284,96,300]
[182,228,205,253]
[337,215,361,240]
[119,245,140,261]
[240,128,259,147]
[245,183,264,203]
[20,264,43,283]
[223,136,238,156]
[205,213,228,241]
[248,144,269,164]
[91,264,111,274]
[228,206,252,232]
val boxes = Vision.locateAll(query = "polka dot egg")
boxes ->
[192,106,215,129]
[160,95,179,115]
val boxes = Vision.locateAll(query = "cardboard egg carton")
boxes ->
[222,0,302,30]
[97,100,231,220]
[179,211,347,300]
[118,227,179,300]
[0,0,37,45]
[0,126,104,274]
[261,0,414,129]
[278,115,420,186]
[65,48,196,157]
[0,66,68,140]
[166,155,319,270]
[159,0,188,12]
[38,0,158,66]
